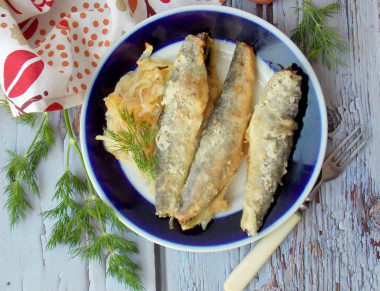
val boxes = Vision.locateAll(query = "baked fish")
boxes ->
[175,42,255,230]
[154,33,209,218]
[241,67,302,236]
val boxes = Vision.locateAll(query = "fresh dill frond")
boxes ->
[91,195,132,233]
[46,216,73,249]
[41,170,92,249]
[0,99,12,116]
[108,253,143,291]
[290,0,348,69]
[3,150,35,227]
[0,99,41,127]
[17,113,41,127]
[71,234,143,291]
[1,102,142,288]
[29,120,55,165]
[70,234,139,262]
[41,109,143,290]
[4,179,31,226]
[53,169,88,199]
[108,206,132,233]
[4,150,39,196]
[44,171,143,290]
[2,113,55,227]
[104,107,158,179]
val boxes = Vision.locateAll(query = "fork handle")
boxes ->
[303,178,324,205]
[224,213,301,291]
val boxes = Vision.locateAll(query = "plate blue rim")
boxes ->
[80,5,327,252]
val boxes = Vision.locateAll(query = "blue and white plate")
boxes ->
[80,5,327,252]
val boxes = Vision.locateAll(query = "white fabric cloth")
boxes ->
[0,0,222,115]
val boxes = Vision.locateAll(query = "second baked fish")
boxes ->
[174,42,255,230]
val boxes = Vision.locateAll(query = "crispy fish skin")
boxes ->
[241,67,302,236]
[154,34,209,218]
[174,42,255,230]
[201,37,222,131]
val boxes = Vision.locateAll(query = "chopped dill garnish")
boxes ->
[104,107,158,180]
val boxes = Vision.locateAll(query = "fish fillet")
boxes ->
[154,33,209,218]
[175,42,255,230]
[241,67,302,236]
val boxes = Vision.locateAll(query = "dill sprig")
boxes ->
[71,229,142,291]
[43,179,143,290]
[42,169,91,249]
[104,107,158,179]
[1,102,143,289]
[0,99,40,126]
[290,0,348,69]
[41,109,143,291]
[0,99,13,116]
[1,101,55,227]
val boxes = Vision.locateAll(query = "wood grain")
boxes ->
[161,1,380,290]
[0,1,379,291]
[0,100,156,291]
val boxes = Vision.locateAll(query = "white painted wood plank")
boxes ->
[0,108,90,291]
[1,1,379,291]
[160,1,380,291]
[255,0,380,290]
[0,98,156,291]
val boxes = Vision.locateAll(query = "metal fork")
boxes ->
[299,126,371,211]
[224,126,371,291]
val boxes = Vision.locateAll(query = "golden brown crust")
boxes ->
[241,69,302,236]
[154,34,209,218]
[174,42,255,230]
[201,37,222,131]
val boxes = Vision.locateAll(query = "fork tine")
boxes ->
[327,126,361,161]
[339,133,371,169]
[335,131,363,164]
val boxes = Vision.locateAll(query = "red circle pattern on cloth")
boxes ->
[0,0,222,115]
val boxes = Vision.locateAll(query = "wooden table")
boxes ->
[1,1,379,290]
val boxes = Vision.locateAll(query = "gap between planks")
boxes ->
[153,2,273,290]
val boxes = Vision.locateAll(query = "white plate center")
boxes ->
[119,39,274,217]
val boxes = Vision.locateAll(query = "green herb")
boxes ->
[290,0,348,69]
[104,107,158,179]
[43,178,142,290]
[1,104,143,290]
[41,109,143,291]
[0,99,13,116]
[2,101,55,227]
[0,99,40,126]
[42,169,90,249]
[72,232,142,290]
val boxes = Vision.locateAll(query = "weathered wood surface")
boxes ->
[0,108,156,291]
[160,1,380,290]
[0,1,379,291]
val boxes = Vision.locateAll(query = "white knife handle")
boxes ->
[224,213,301,291]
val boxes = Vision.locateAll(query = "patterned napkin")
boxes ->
[0,0,223,116]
